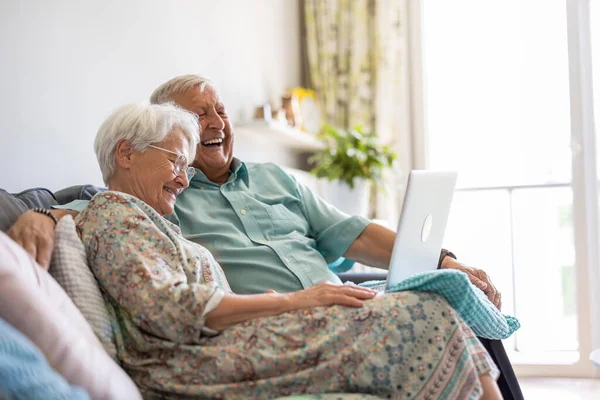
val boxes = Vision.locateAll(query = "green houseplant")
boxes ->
[309,124,397,216]
[309,124,397,189]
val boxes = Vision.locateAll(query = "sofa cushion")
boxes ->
[54,185,106,205]
[0,188,57,232]
[49,215,118,360]
[0,231,142,400]
[0,184,105,232]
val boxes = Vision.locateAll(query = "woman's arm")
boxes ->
[205,282,378,331]
[80,192,378,338]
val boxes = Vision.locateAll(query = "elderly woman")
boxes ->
[76,103,502,399]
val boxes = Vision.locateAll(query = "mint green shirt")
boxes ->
[58,160,370,294]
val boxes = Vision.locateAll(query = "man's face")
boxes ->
[171,85,234,176]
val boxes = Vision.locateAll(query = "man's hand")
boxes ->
[345,223,502,309]
[6,209,73,270]
[441,256,502,310]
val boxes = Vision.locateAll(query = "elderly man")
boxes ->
[8,74,500,306]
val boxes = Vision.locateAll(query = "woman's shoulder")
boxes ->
[77,191,151,227]
[83,191,181,234]
[89,190,139,206]
[88,191,154,216]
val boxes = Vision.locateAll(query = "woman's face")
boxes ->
[127,127,191,215]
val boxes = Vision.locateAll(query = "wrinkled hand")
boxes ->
[287,281,377,310]
[7,210,57,270]
[441,257,502,310]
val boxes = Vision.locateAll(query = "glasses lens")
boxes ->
[173,156,187,176]
[186,167,197,180]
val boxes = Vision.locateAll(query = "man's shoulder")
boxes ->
[244,162,298,192]
[245,162,296,179]
[245,161,285,174]
[244,162,294,181]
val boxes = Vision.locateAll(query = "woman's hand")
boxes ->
[285,281,378,310]
[206,283,378,331]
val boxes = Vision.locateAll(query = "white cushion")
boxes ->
[49,215,118,360]
[0,231,142,400]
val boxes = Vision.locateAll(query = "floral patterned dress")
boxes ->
[76,191,498,399]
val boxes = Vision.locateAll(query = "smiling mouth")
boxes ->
[202,138,223,147]
[163,187,179,197]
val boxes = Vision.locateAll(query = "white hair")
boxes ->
[150,75,214,104]
[94,103,200,185]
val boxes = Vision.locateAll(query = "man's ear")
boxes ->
[114,139,135,169]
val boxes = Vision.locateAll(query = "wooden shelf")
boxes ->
[235,120,324,152]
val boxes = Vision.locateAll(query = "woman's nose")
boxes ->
[174,172,189,189]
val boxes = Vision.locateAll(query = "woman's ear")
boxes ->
[114,139,135,169]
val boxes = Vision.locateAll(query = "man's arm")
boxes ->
[342,223,395,270]
[285,166,501,309]
[7,209,78,270]
[344,222,502,309]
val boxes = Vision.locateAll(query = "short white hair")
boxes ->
[150,75,214,104]
[94,103,200,185]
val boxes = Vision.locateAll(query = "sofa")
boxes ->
[0,185,524,400]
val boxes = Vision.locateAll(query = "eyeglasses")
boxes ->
[147,145,197,180]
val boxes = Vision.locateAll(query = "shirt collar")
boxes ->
[190,158,249,187]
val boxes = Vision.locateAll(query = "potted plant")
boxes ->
[309,124,397,217]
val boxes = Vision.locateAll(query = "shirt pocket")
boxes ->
[266,204,295,221]
[265,204,305,237]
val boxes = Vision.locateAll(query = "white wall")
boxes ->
[0,0,301,192]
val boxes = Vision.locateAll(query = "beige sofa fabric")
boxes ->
[49,215,118,360]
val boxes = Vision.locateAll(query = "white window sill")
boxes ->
[508,350,580,365]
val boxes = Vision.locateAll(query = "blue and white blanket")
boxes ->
[358,269,520,340]
[0,318,89,400]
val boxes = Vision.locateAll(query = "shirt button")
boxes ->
[240,209,247,215]
[283,258,289,263]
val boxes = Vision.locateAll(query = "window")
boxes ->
[422,0,600,375]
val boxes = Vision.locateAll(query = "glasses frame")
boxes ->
[147,145,196,180]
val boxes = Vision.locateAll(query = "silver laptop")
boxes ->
[385,170,458,289]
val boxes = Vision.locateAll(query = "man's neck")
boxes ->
[194,159,236,186]
[204,169,231,186]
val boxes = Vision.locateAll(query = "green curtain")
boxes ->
[303,0,405,133]
[303,0,409,222]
